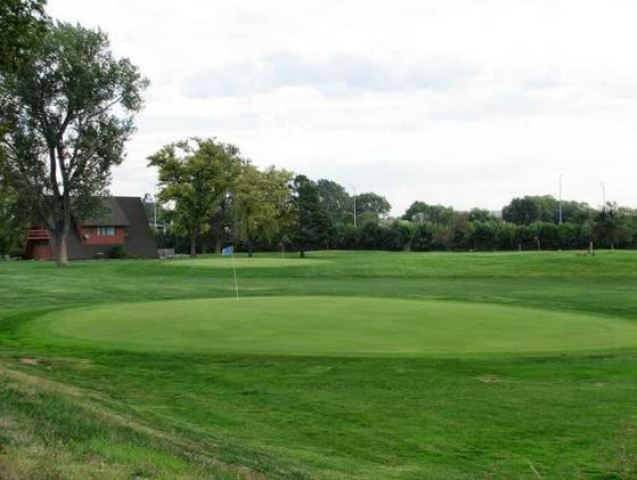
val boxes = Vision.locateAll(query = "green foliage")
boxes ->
[355,192,391,217]
[233,164,293,256]
[502,195,594,225]
[0,180,28,257]
[292,175,330,256]
[315,178,352,226]
[149,138,242,256]
[0,21,148,265]
[593,202,634,249]
[467,207,495,222]
[0,0,47,73]
[403,200,455,224]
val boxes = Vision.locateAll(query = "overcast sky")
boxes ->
[48,0,637,214]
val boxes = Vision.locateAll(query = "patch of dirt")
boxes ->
[476,374,502,384]
[18,358,48,367]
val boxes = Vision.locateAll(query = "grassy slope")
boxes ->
[0,251,636,479]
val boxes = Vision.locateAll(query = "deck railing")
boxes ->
[27,229,49,240]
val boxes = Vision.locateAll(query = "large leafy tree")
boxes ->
[0,0,47,191]
[593,202,633,249]
[0,178,29,256]
[355,192,391,218]
[233,165,293,257]
[0,0,47,72]
[149,138,242,257]
[315,179,352,225]
[402,201,454,224]
[0,22,148,265]
[292,175,330,257]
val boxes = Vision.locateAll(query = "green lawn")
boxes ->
[1,251,637,479]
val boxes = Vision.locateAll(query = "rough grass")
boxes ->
[1,250,637,479]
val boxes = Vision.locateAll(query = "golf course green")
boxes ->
[25,296,637,356]
[2,251,637,479]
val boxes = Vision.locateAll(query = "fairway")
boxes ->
[24,296,637,356]
[3,251,637,479]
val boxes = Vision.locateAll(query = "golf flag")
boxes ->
[222,245,234,256]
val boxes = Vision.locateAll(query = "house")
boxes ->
[24,196,159,260]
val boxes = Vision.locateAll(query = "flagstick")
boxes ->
[230,251,239,300]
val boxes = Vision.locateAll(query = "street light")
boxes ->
[599,181,606,211]
[558,174,563,224]
[143,192,157,229]
[350,184,357,228]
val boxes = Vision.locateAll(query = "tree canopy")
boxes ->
[149,138,242,256]
[0,21,148,265]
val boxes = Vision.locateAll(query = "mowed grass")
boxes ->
[1,250,637,479]
[23,296,637,356]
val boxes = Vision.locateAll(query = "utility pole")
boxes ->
[153,189,158,229]
[600,181,606,211]
[558,174,563,224]
[350,184,357,228]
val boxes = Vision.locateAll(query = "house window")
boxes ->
[96,226,116,236]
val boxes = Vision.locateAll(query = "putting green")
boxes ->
[166,257,327,268]
[23,296,637,356]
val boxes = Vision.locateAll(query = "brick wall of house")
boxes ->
[79,226,126,245]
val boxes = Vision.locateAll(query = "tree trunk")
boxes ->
[55,231,69,267]
[190,235,197,257]
[247,240,253,258]
[215,238,223,255]
[299,247,305,258]
[53,212,70,267]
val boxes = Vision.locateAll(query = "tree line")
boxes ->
[145,143,637,255]
[1,1,636,263]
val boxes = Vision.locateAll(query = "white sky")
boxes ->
[48,0,637,215]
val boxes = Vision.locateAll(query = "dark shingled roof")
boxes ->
[80,197,131,226]
[48,196,158,260]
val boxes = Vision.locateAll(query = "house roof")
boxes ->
[53,197,157,260]
[80,197,131,226]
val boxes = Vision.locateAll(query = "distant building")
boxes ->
[24,197,158,260]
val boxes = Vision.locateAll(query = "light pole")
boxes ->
[350,184,357,228]
[599,181,606,211]
[153,189,158,229]
[144,192,158,229]
[558,174,563,224]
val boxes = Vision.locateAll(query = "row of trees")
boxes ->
[1,1,636,262]
[147,139,637,255]
[147,138,394,257]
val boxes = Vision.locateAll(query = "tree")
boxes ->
[315,179,352,225]
[355,192,391,218]
[0,0,47,72]
[0,22,148,265]
[395,220,418,251]
[402,201,454,224]
[468,208,495,222]
[0,178,28,257]
[502,195,558,225]
[149,138,242,257]
[233,165,293,257]
[560,200,594,225]
[292,175,330,257]
[593,202,633,249]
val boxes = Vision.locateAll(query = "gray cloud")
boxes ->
[184,53,478,97]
